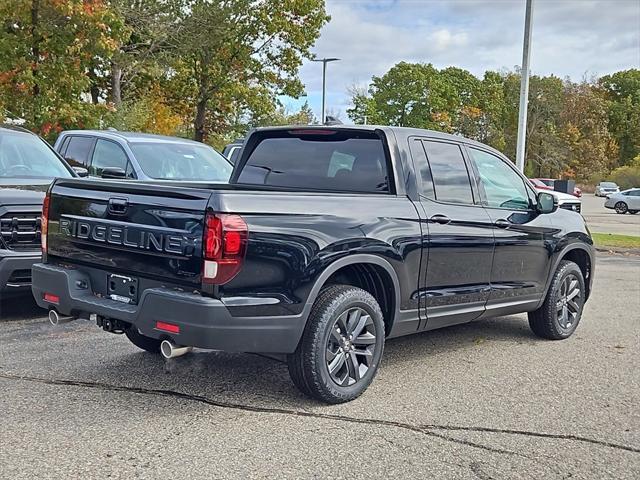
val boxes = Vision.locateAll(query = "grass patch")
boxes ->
[592,232,640,249]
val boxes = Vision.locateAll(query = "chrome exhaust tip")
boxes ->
[160,339,192,359]
[48,309,73,326]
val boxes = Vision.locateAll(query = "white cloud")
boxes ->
[295,0,640,119]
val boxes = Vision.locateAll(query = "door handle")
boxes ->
[494,219,510,229]
[430,214,451,225]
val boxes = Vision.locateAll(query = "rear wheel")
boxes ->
[528,260,585,340]
[125,326,162,353]
[614,202,628,214]
[287,285,385,404]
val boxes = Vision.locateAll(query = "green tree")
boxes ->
[600,69,640,166]
[0,0,123,137]
[169,0,328,141]
[559,81,618,181]
[107,0,182,107]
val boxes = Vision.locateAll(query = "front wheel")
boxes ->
[615,202,628,214]
[287,285,385,404]
[528,260,585,340]
[629,210,638,215]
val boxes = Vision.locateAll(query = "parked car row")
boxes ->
[529,178,582,198]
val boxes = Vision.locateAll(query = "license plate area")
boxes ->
[107,274,138,305]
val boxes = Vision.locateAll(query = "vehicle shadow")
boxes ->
[62,314,539,407]
[0,293,45,321]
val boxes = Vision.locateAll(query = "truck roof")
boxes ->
[252,124,502,155]
[59,130,203,145]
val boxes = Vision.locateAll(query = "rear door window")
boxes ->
[422,141,474,205]
[237,131,390,193]
[63,136,95,168]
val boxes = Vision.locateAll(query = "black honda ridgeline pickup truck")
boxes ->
[32,126,594,403]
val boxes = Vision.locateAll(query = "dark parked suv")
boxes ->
[33,126,594,402]
[53,130,232,181]
[0,125,75,300]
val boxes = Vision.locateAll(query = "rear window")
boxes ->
[236,130,390,193]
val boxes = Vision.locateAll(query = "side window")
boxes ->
[64,136,94,168]
[468,148,530,210]
[90,139,129,177]
[422,141,474,205]
[630,190,640,197]
[408,138,434,199]
[58,136,71,156]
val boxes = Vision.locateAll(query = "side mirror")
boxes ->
[101,167,127,179]
[537,191,558,214]
[72,166,88,177]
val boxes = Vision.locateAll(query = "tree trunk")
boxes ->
[88,68,100,104]
[30,0,40,125]
[111,64,123,107]
[193,97,208,142]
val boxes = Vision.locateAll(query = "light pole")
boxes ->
[311,57,340,124]
[516,0,534,172]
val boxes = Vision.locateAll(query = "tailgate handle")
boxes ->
[108,197,128,215]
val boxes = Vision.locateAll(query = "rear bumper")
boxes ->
[31,263,306,353]
[0,252,40,293]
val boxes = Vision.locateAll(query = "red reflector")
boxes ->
[155,321,180,334]
[44,293,59,304]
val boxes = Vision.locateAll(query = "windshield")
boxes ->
[601,182,617,188]
[130,142,232,181]
[0,131,72,178]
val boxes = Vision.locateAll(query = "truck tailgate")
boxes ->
[46,179,213,287]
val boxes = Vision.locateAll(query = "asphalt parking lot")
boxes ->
[0,253,639,479]
[581,194,640,236]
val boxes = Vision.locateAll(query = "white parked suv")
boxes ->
[534,188,582,213]
[604,188,640,215]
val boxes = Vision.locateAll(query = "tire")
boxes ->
[614,202,628,214]
[287,285,385,404]
[125,326,162,353]
[629,210,638,215]
[528,260,585,340]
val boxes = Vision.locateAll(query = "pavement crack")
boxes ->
[420,423,640,454]
[2,372,638,456]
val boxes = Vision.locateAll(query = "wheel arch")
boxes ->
[304,255,401,336]
[544,244,594,304]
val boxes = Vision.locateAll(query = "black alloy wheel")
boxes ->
[555,273,582,332]
[615,202,628,214]
[325,306,378,387]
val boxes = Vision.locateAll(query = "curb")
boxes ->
[595,247,640,256]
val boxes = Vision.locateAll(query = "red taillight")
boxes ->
[44,293,59,304]
[202,213,248,285]
[41,192,50,253]
[155,321,180,334]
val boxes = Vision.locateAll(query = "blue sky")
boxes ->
[282,0,640,122]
